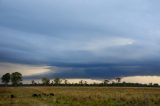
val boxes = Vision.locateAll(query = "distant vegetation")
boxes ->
[0,72,159,87]
[1,72,22,86]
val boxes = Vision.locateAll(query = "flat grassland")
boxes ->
[0,87,160,106]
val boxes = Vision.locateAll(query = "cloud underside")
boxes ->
[1,62,159,79]
[0,0,160,78]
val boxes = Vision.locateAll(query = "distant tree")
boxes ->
[115,77,121,83]
[31,80,36,85]
[93,82,97,85]
[84,81,88,85]
[11,72,22,86]
[1,73,11,85]
[153,83,159,87]
[103,79,109,85]
[79,80,84,85]
[37,81,40,84]
[112,81,115,84]
[51,81,54,85]
[54,78,61,85]
[42,78,50,85]
[64,79,68,85]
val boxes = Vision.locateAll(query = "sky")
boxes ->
[0,0,160,83]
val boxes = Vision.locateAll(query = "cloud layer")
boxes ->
[0,0,160,79]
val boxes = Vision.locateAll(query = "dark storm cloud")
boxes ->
[25,62,160,80]
[1,0,160,78]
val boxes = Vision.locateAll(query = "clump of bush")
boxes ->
[32,93,54,97]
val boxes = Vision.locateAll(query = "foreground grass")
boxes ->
[0,87,160,106]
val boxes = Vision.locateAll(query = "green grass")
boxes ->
[0,87,160,106]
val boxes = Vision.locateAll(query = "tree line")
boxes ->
[0,72,159,87]
[1,72,22,86]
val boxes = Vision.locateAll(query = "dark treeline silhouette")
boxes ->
[0,72,159,87]
[1,72,22,86]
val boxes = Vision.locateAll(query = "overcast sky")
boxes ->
[0,0,160,80]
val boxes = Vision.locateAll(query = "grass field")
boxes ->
[0,87,160,106]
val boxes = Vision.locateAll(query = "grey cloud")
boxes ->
[1,0,160,78]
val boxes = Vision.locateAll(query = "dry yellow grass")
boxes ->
[0,87,160,106]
